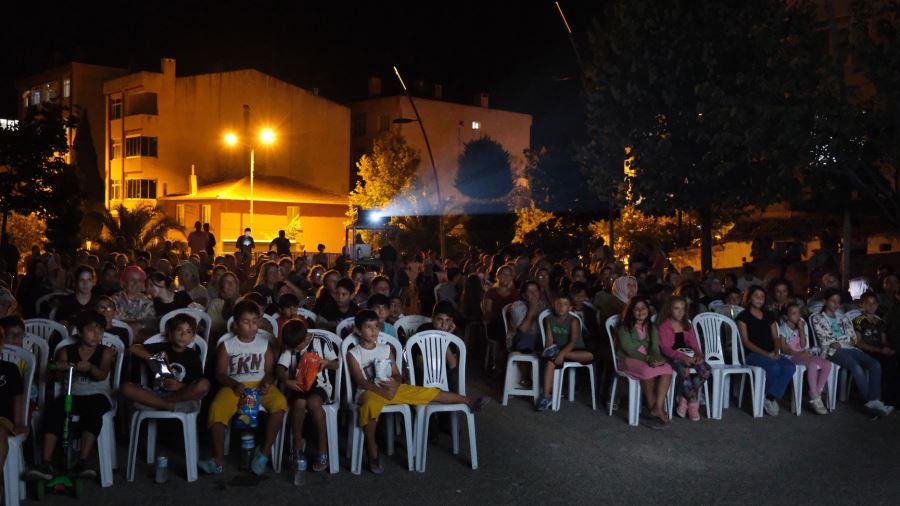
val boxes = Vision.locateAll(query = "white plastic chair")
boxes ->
[126,333,208,482]
[692,313,761,419]
[159,308,213,341]
[537,310,596,411]
[2,345,35,506]
[714,305,745,320]
[24,318,70,343]
[336,317,356,339]
[500,303,539,405]
[604,315,640,426]
[341,332,415,474]
[296,308,319,327]
[405,331,478,472]
[216,331,286,472]
[111,319,134,347]
[299,329,343,474]
[52,333,125,487]
[34,291,70,318]
[263,313,279,338]
[843,308,862,321]
[21,334,49,464]
[395,315,431,342]
[786,320,814,416]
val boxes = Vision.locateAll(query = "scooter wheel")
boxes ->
[74,478,84,498]
[35,479,46,500]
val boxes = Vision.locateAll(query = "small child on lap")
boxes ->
[346,310,489,474]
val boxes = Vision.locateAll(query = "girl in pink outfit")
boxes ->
[657,296,711,421]
[777,303,831,415]
[616,296,673,426]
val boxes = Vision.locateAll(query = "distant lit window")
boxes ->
[471,121,481,130]
[351,113,367,136]
[30,91,41,105]
[110,142,122,160]
[201,204,211,224]
[63,79,71,98]
[109,180,122,200]
[125,136,158,157]
[125,179,157,199]
[110,98,123,119]
[46,82,59,101]
[176,204,185,225]
[0,119,17,130]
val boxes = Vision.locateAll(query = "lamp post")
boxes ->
[224,128,275,229]
[392,65,446,260]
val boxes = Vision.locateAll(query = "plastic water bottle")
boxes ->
[240,433,255,471]
[155,456,168,484]
[293,455,307,487]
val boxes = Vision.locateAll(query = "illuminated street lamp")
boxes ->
[223,128,276,228]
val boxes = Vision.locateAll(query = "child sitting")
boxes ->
[0,316,25,347]
[616,296,673,427]
[536,293,594,411]
[657,296,711,421]
[92,296,131,345]
[777,302,831,415]
[201,300,287,476]
[322,278,360,327]
[387,295,404,325]
[29,310,116,480]
[367,293,397,338]
[347,310,489,474]
[0,326,28,480]
[275,319,338,473]
[276,292,301,342]
[120,313,210,412]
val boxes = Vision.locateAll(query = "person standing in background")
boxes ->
[204,223,216,257]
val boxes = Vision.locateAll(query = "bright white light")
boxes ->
[368,211,384,223]
[471,121,481,130]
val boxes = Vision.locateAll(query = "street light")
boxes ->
[223,129,276,228]
[392,65,446,259]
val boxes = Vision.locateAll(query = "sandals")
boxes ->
[312,453,328,472]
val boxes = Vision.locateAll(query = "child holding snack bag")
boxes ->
[201,300,287,476]
[275,319,338,472]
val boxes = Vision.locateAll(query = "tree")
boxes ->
[0,103,74,246]
[582,0,820,272]
[72,110,106,238]
[455,136,514,200]
[95,204,185,254]
[349,132,423,217]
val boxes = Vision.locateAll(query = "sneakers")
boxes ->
[687,399,701,421]
[312,453,328,473]
[368,455,384,475]
[809,396,828,415]
[250,448,269,476]
[675,396,688,418]
[199,458,224,475]
[535,395,551,412]
[866,400,895,416]
[541,344,559,359]
[24,463,54,481]
[73,460,97,479]
[763,399,780,416]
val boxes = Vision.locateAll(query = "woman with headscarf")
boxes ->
[112,265,155,340]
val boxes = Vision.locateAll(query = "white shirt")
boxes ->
[223,335,269,384]
[277,337,338,398]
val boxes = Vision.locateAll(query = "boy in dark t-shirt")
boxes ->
[120,313,210,412]
[0,326,27,474]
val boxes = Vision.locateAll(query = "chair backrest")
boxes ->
[24,318,70,343]
[139,333,209,386]
[110,319,134,346]
[22,333,49,408]
[216,329,277,348]
[226,314,280,339]
[52,332,125,393]
[340,332,403,405]
[34,291,70,317]
[537,309,584,348]
[433,283,442,303]
[159,308,213,341]
[336,317,356,339]
[296,308,319,326]
[395,315,432,341]
[306,329,343,405]
[501,302,516,350]
[1,345,36,415]
[692,312,739,365]
[843,308,862,322]
[604,315,620,371]
[405,330,467,395]
[714,304,745,320]
[263,313,279,338]
[707,299,725,311]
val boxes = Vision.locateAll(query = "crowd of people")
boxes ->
[0,230,897,495]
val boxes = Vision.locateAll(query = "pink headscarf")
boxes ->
[612,275,638,303]
[120,265,147,285]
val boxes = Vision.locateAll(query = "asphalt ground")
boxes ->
[23,371,900,505]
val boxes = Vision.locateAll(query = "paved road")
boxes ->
[25,373,900,505]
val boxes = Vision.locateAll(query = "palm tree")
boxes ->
[95,204,185,254]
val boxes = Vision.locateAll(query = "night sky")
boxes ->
[0,0,603,147]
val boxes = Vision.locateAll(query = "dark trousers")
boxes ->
[44,394,111,437]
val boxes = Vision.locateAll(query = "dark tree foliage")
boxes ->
[455,136,514,200]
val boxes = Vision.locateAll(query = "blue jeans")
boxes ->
[746,353,796,400]
[829,348,881,401]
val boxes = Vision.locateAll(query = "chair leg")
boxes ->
[607,377,618,416]
[588,365,597,410]
[530,360,540,402]
[4,436,20,506]
[98,415,114,487]
[702,382,711,419]
[401,411,414,472]
[551,370,562,411]
[567,368,576,402]
[501,359,515,406]
[711,371,723,420]
[666,371,676,419]
[182,416,198,482]
[466,413,478,470]
[385,414,395,457]
[126,413,142,482]
[326,412,339,474]
[146,419,157,465]
[450,412,459,455]
[416,409,429,473]
[628,380,641,426]
[792,367,805,416]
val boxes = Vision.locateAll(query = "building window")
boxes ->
[110,98,123,120]
[125,179,157,199]
[471,121,481,130]
[351,112,367,136]
[0,119,17,130]
[46,82,59,101]
[30,90,41,106]
[286,206,300,222]
[176,204,185,225]
[110,180,122,200]
[377,115,391,133]
[125,136,158,157]
[110,141,122,160]
[127,92,158,115]
[201,204,211,224]
[63,79,71,98]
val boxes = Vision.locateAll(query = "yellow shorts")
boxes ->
[357,384,439,426]
[208,382,288,428]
